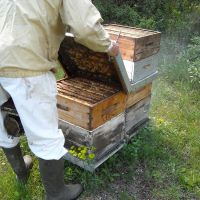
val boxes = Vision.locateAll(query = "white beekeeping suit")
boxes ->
[0,0,112,160]
[0,0,111,77]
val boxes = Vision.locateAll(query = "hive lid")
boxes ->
[58,34,127,88]
[58,33,158,93]
[104,24,161,39]
[104,24,161,62]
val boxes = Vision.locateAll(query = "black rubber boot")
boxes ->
[39,158,83,200]
[4,115,21,137]
[2,144,33,183]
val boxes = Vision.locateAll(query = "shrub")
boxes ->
[186,37,200,88]
[159,36,200,90]
[94,0,200,34]
[94,0,141,27]
[188,61,200,86]
[138,17,156,30]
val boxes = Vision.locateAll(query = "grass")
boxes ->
[0,48,200,200]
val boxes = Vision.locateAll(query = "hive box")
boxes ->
[59,113,125,160]
[104,24,161,62]
[126,83,152,109]
[122,54,158,91]
[58,95,151,172]
[125,96,151,140]
[57,77,126,130]
[104,24,160,92]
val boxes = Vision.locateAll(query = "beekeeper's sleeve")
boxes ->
[59,0,112,52]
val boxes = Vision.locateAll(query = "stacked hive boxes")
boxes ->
[57,24,161,171]
[105,24,161,140]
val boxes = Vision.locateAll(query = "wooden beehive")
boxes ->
[57,36,126,130]
[59,95,152,172]
[104,24,161,62]
[56,24,159,170]
[57,26,158,129]
[57,77,126,130]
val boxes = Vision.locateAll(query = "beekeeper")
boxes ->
[0,0,119,199]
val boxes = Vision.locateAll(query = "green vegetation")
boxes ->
[0,1,200,199]
[68,145,95,161]
[94,0,199,29]
[160,36,200,89]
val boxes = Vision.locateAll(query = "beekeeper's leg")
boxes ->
[0,72,82,199]
[0,72,67,160]
[0,85,19,148]
[0,84,32,183]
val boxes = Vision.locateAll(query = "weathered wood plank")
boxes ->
[63,142,124,172]
[126,84,152,108]
[105,24,160,37]
[91,92,126,129]
[134,36,161,61]
[125,96,151,135]
[59,113,125,158]
[58,109,90,129]
[57,94,91,111]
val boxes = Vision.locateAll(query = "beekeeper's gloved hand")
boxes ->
[108,41,119,57]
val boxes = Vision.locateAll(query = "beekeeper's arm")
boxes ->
[59,0,118,55]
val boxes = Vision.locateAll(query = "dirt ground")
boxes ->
[79,164,151,200]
